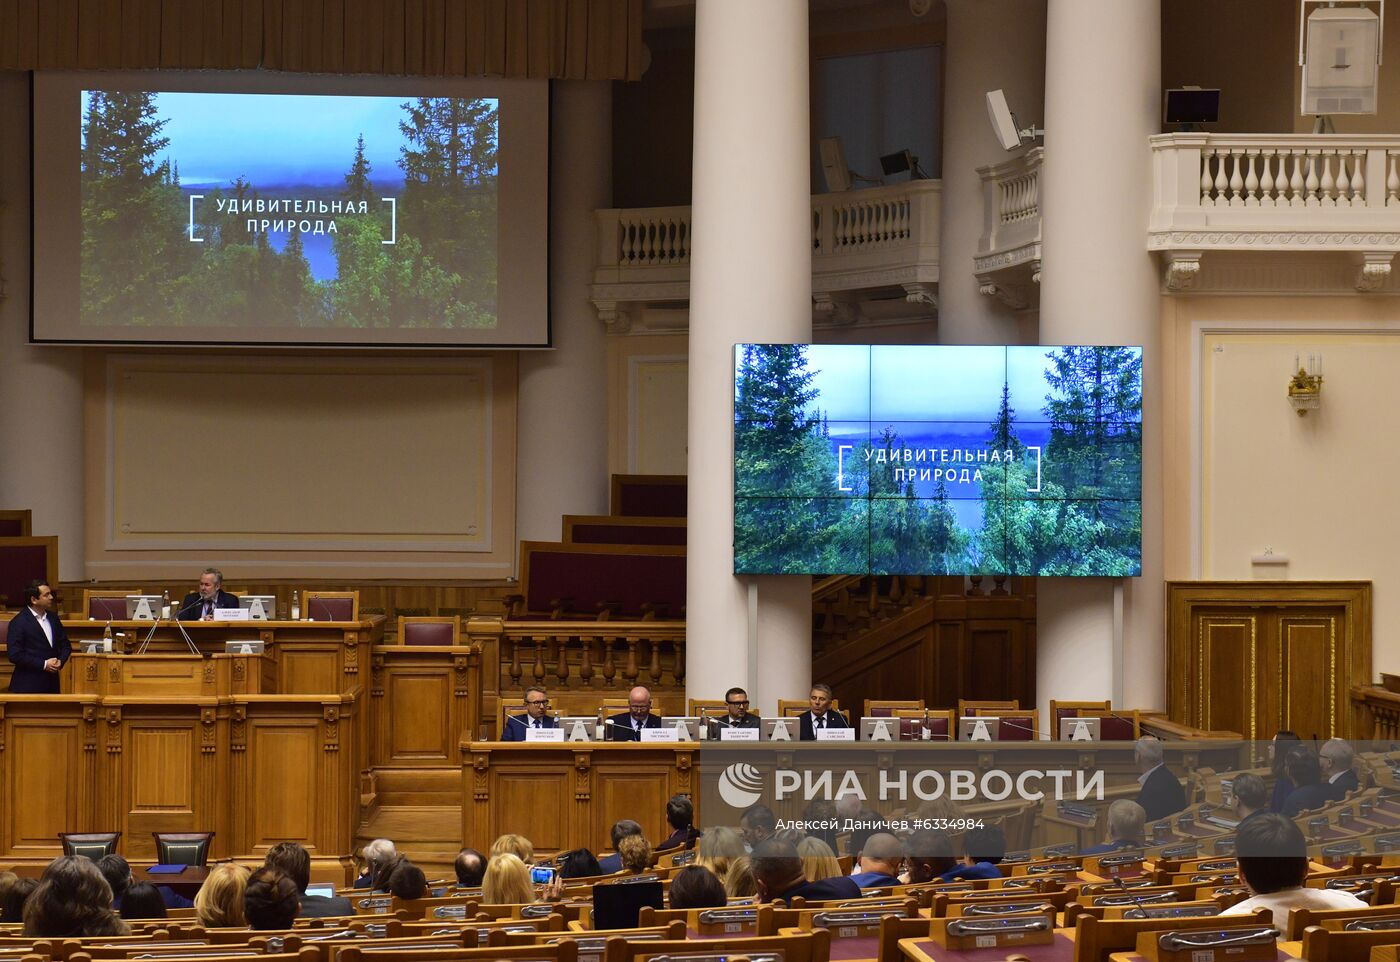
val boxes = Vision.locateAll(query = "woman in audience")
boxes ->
[243,866,300,930]
[0,873,37,924]
[193,863,249,928]
[557,848,603,879]
[668,866,727,909]
[1268,730,1302,813]
[1221,814,1364,920]
[370,854,406,892]
[386,861,430,901]
[796,837,841,882]
[482,853,535,905]
[617,834,652,874]
[22,855,130,937]
[723,856,756,899]
[695,826,745,884]
[355,838,396,888]
[119,882,168,920]
[491,834,534,865]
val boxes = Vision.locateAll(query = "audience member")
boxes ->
[193,863,249,928]
[454,847,486,887]
[598,820,642,873]
[938,826,1006,881]
[557,849,604,879]
[491,833,535,864]
[482,853,534,905]
[617,834,653,874]
[1081,800,1147,855]
[850,832,904,887]
[656,795,700,851]
[22,855,130,937]
[1221,814,1365,919]
[695,826,745,882]
[1134,736,1187,822]
[119,882,168,920]
[800,799,839,851]
[668,865,727,909]
[386,861,429,901]
[1281,745,1332,817]
[751,838,859,903]
[1231,772,1269,829]
[97,853,192,910]
[740,804,777,849]
[372,854,406,893]
[356,838,396,888]
[903,830,957,883]
[0,873,37,924]
[796,836,841,881]
[1268,730,1302,813]
[1319,738,1359,800]
[265,841,353,918]
[243,867,300,930]
[723,856,757,899]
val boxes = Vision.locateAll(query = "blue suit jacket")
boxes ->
[607,712,662,741]
[6,607,71,694]
[501,713,558,741]
[177,590,241,620]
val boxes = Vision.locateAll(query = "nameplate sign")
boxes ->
[525,728,564,742]
[816,728,855,742]
[720,728,760,742]
[640,728,679,743]
[213,608,251,621]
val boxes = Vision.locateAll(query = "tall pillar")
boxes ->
[688,0,812,714]
[517,82,612,543]
[937,0,1045,345]
[0,73,84,581]
[1037,0,1163,715]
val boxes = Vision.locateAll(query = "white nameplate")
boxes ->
[640,728,679,742]
[525,727,564,742]
[213,608,251,621]
[720,728,760,742]
[816,728,855,742]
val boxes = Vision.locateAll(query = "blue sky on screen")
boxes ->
[869,345,1005,422]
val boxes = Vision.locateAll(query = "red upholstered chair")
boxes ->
[609,474,687,517]
[82,589,144,622]
[958,699,1018,715]
[0,536,58,610]
[0,613,10,647]
[0,510,32,538]
[1050,699,1111,734]
[303,591,359,622]
[399,616,460,646]
[1086,708,1140,740]
[864,699,924,718]
[969,709,1042,741]
[892,709,956,741]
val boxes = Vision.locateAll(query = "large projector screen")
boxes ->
[734,344,1143,577]
[32,71,550,347]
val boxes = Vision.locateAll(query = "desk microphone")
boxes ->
[1114,875,1155,919]
[175,594,212,619]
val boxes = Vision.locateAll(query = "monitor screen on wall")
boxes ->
[31,71,550,347]
[733,344,1143,577]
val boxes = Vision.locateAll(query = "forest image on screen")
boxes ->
[733,344,1142,577]
[80,90,497,329]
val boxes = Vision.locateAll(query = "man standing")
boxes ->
[607,685,662,740]
[799,684,848,740]
[501,686,557,741]
[177,568,240,621]
[6,580,71,694]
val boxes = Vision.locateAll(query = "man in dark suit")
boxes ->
[1281,745,1334,817]
[798,683,849,740]
[607,685,662,740]
[7,580,71,694]
[708,686,761,735]
[265,841,353,917]
[1320,738,1360,800]
[850,832,904,887]
[1134,736,1187,822]
[597,819,642,873]
[752,837,860,903]
[501,686,557,741]
[177,568,241,621]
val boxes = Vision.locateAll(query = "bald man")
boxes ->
[607,685,662,741]
[850,832,905,888]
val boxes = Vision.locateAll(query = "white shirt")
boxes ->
[1327,769,1347,784]
[1220,886,1367,930]
[29,607,53,646]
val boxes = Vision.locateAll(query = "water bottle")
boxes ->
[161,589,172,619]
[291,590,301,621]
[102,622,113,653]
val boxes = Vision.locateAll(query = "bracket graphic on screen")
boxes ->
[836,444,854,492]
[1026,445,1041,493]
[381,198,397,245]
[188,195,204,242]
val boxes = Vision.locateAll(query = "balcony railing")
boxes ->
[591,180,942,331]
[974,147,1042,309]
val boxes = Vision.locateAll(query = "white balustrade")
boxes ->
[975,147,1042,272]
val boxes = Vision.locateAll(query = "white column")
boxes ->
[1037,0,1163,716]
[688,0,812,715]
[937,0,1045,345]
[0,73,84,582]
[516,81,612,543]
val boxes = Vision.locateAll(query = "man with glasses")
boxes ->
[712,687,761,731]
[607,685,662,740]
[501,685,556,741]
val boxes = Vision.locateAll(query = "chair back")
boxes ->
[84,589,143,621]
[0,536,58,610]
[863,700,924,718]
[153,831,214,866]
[304,591,359,622]
[0,509,32,537]
[957,699,1018,715]
[968,709,1042,740]
[891,709,956,741]
[399,616,460,646]
[61,831,121,858]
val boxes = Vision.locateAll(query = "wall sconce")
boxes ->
[1287,352,1323,416]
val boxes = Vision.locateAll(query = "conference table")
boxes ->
[5,863,209,898]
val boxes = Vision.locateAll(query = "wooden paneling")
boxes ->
[387,672,452,760]
[5,718,82,852]
[128,727,194,811]
[1,0,644,78]
[492,772,571,852]
[251,725,318,845]
[1166,582,1371,740]
[280,649,342,695]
